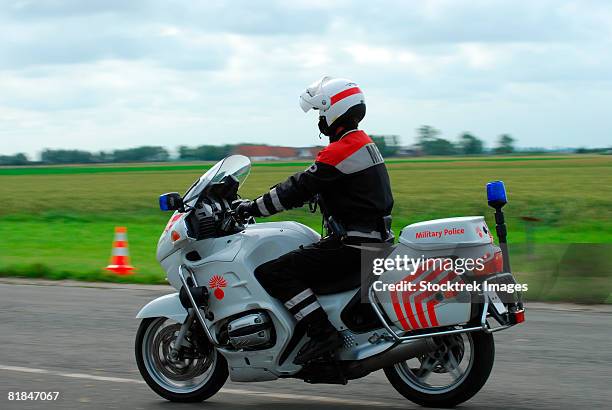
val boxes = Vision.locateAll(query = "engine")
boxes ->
[227,312,274,350]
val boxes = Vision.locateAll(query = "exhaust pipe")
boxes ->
[343,338,438,380]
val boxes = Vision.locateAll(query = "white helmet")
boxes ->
[299,76,366,132]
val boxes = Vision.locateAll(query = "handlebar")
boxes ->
[221,208,251,232]
[229,200,252,223]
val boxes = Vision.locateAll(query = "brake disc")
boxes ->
[416,334,466,374]
[152,323,213,382]
[434,334,465,374]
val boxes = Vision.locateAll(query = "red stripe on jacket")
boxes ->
[316,130,372,166]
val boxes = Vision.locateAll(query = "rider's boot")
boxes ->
[293,317,343,365]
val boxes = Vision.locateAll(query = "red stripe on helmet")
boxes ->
[330,87,361,105]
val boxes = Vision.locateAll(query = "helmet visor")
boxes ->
[299,93,317,112]
[299,76,333,113]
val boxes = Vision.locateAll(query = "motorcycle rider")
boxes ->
[234,76,394,365]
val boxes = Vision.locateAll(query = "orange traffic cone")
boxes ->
[105,226,135,275]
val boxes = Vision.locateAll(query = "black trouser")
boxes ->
[254,236,364,327]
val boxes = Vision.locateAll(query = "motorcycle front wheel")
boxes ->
[384,331,494,408]
[135,317,228,402]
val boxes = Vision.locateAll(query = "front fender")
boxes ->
[135,293,187,323]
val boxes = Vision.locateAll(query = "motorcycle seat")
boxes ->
[311,272,361,295]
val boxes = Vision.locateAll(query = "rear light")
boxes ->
[512,309,525,324]
[474,251,503,276]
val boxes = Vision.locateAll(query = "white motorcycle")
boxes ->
[135,155,525,407]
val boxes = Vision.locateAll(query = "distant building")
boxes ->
[233,145,323,161]
[396,146,421,157]
[296,146,324,158]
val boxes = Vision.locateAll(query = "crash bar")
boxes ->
[367,283,510,343]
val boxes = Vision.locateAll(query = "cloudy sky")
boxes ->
[1,0,611,157]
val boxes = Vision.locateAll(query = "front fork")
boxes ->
[171,265,220,359]
[170,309,195,360]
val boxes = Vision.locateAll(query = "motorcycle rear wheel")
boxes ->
[384,331,494,408]
[135,317,228,402]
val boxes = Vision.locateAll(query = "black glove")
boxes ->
[231,199,258,220]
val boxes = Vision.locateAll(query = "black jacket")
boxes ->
[250,130,394,236]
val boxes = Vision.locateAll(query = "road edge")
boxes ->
[1,277,610,313]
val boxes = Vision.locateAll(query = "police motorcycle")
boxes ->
[135,154,525,407]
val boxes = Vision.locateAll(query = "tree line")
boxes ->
[35,146,170,164]
[1,144,261,165]
[1,127,608,165]
[370,127,517,157]
[414,125,516,156]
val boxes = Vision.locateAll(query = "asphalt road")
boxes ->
[0,280,610,410]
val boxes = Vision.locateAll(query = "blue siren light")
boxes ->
[159,192,183,211]
[487,180,507,204]
[159,194,171,211]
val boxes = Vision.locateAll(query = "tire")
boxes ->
[384,331,495,408]
[135,317,228,402]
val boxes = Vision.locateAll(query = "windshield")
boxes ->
[183,155,251,208]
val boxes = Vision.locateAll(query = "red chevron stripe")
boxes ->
[390,289,410,330]
[424,271,460,328]
[401,285,421,329]
[398,267,425,330]
[412,267,445,328]
[426,299,440,327]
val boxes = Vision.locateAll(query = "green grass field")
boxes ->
[1,155,611,302]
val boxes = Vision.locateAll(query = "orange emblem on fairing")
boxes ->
[208,275,228,300]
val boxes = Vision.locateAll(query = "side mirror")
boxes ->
[159,192,184,211]
[206,174,240,201]
[486,180,507,208]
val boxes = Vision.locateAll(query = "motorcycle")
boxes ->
[135,154,525,407]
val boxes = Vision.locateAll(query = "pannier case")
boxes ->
[373,217,501,331]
